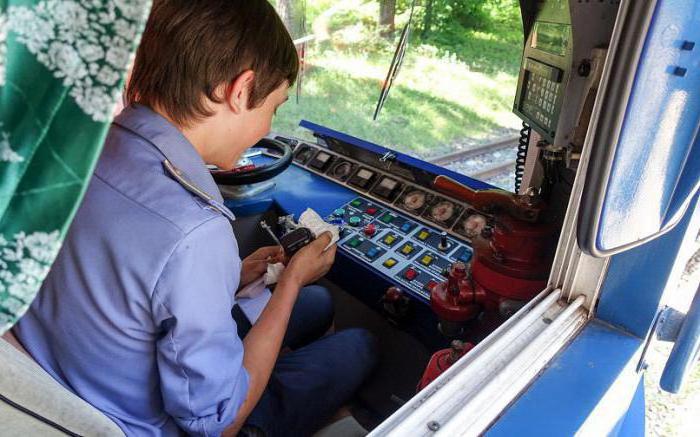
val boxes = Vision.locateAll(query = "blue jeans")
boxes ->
[233,285,377,437]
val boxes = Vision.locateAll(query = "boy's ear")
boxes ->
[226,70,255,114]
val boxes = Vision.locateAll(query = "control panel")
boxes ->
[328,196,475,301]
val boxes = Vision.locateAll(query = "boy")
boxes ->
[14,1,376,436]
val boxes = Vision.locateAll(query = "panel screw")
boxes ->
[427,421,441,431]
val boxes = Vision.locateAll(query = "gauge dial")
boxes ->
[463,214,487,238]
[430,201,456,223]
[403,190,426,211]
[332,161,353,179]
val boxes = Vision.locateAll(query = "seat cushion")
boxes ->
[0,336,124,436]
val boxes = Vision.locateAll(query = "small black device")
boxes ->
[308,151,335,171]
[348,167,377,190]
[280,228,314,257]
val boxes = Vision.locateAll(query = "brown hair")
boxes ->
[126,0,299,126]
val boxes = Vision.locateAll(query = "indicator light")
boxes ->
[383,258,398,268]
[348,238,362,248]
[348,216,362,227]
[404,268,418,281]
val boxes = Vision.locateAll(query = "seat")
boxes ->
[0,333,124,436]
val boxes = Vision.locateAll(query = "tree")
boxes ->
[379,0,397,36]
[421,0,435,39]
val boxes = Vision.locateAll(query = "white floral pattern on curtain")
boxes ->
[0,0,151,334]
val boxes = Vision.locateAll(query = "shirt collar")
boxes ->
[113,104,224,204]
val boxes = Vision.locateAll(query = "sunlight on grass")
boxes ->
[273,10,523,158]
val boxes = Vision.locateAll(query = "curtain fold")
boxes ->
[0,0,152,334]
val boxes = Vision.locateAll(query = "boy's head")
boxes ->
[126,0,298,168]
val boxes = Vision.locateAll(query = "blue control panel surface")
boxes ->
[329,196,473,301]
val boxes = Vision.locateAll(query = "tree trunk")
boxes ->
[276,0,295,33]
[379,0,396,37]
[421,0,435,40]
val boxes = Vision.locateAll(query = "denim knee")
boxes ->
[301,284,334,331]
[333,328,378,378]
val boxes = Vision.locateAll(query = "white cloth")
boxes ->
[299,208,339,251]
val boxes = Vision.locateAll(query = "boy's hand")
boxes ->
[240,246,285,287]
[279,233,337,289]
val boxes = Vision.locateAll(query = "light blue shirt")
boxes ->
[14,105,249,436]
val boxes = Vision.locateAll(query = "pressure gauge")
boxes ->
[430,201,456,223]
[403,190,426,211]
[462,214,487,239]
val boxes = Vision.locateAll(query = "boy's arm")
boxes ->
[153,218,249,436]
[226,234,336,435]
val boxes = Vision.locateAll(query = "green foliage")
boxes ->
[270,0,524,156]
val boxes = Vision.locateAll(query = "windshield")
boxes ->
[271,0,524,191]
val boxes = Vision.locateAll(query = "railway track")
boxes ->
[429,136,519,187]
[428,136,519,166]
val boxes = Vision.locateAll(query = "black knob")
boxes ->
[438,232,449,252]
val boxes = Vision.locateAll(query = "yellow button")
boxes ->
[384,234,396,245]
[417,230,430,241]
[383,258,398,268]
[421,255,433,266]
[401,244,414,255]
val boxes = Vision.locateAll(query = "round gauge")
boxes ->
[403,190,426,211]
[430,201,456,223]
[332,161,353,179]
[463,214,487,238]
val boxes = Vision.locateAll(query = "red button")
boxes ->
[366,207,378,215]
[364,223,377,237]
[425,280,438,291]
[404,268,418,281]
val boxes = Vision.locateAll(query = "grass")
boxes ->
[273,28,523,158]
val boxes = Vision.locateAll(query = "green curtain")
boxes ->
[0,0,152,334]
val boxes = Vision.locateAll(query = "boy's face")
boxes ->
[216,79,290,170]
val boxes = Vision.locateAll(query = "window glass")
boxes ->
[270,0,524,190]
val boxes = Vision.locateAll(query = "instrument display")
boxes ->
[348,167,377,190]
[329,160,355,181]
[454,211,488,239]
[397,189,431,215]
[293,145,315,164]
[308,151,334,171]
[371,176,403,202]
[423,197,463,228]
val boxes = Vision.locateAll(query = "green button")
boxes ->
[348,238,362,248]
[349,216,362,227]
[380,213,394,224]
[351,199,362,207]
[333,208,345,217]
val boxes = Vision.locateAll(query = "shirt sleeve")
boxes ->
[152,216,248,436]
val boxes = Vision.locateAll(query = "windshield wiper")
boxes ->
[373,0,417,120]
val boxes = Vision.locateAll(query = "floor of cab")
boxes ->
[318,278,431,430]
